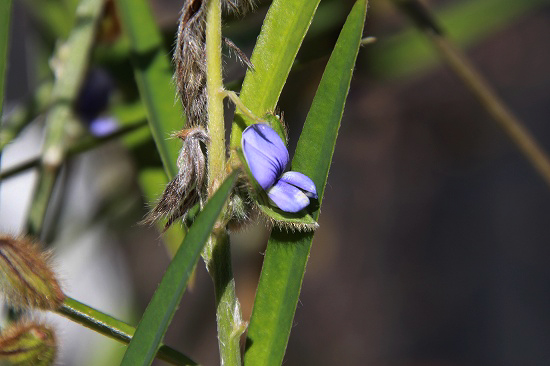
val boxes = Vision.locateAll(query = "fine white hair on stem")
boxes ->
[173,0,255,127]
[174,0,208,127]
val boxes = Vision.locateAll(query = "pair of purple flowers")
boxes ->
[242,123,317,213]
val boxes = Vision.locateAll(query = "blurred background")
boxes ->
[1,0,550,365]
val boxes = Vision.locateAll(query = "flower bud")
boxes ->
[0,236,64,310]
[0,322,57,366]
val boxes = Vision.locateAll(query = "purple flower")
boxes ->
[89,116,118,137]
[242,124,317,213]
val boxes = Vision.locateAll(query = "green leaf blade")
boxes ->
[230,0,321,148]
[116,0,183,179]
[244,1,368,365]
[121,171,238,366]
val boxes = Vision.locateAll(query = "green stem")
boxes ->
[222,90,265,124]
[58,297,197,366]
[25,0,105,237]
[204,1,244,365]
[206,0,226,194]
[0,82,53,152]
[394,0,550,187]
[203,230,245,366]
[0,119,147,181]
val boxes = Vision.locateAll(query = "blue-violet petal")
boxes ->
[268,181,310,213]
[280,171,318,198]
[242,124,289,190]
[89,116,118,137]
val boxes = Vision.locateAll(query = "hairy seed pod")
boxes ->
[0,322,57,366]
[142,127,210,231]
[0,236,65,310]
[173,0,256,126]
[174,0,207,127]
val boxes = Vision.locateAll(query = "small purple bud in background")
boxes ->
[75,68,118,136]
[89,116,118,137]
[242,124,317,213]
[76,68,114,121]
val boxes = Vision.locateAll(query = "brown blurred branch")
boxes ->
[393,0,550,188]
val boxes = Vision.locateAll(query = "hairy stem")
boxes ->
[203,230,245,366]
[58,297,197,366]
[206,0,226,195]
[204,1,244,365]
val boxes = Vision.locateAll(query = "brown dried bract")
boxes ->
[174,0,208,127]
[173,0,256,126]
[142,127,210,231]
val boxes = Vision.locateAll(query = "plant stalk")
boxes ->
[25,0,105,237]
[429,33,550,186]
[206,0,226,195]
[394,0,550,187]
[58,297,197,366]
[204,0,244,365]
[0,119,147,181]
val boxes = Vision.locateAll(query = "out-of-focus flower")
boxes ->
[0,235,65,310]
[75,68,113,122]
[75,68,119,137]
[242,123,317,213]
[0,322,57,366]
[89,116,118,137]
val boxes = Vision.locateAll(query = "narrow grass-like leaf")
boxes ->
[121,171,238,366]
[244,1,367,365]
[115,0,188,252]
[116,0,183,179]
[0,0,12,118]
[229,0,321,149]
[59,297,196,366]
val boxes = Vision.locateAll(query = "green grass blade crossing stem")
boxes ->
[116,0,187,252]
[59,297,196,365]
[116,0,183,179]
[230,0,321,149]
[121,171,238,366]
[244,1,367,365]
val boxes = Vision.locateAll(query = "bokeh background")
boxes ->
[1,0,550,365]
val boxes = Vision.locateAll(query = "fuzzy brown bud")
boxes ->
[142,127,209,231]
[0,322,57,366]
[0,236,64,310]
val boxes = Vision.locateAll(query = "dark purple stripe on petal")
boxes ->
[280,171,318,198]
[267,181,310,213]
